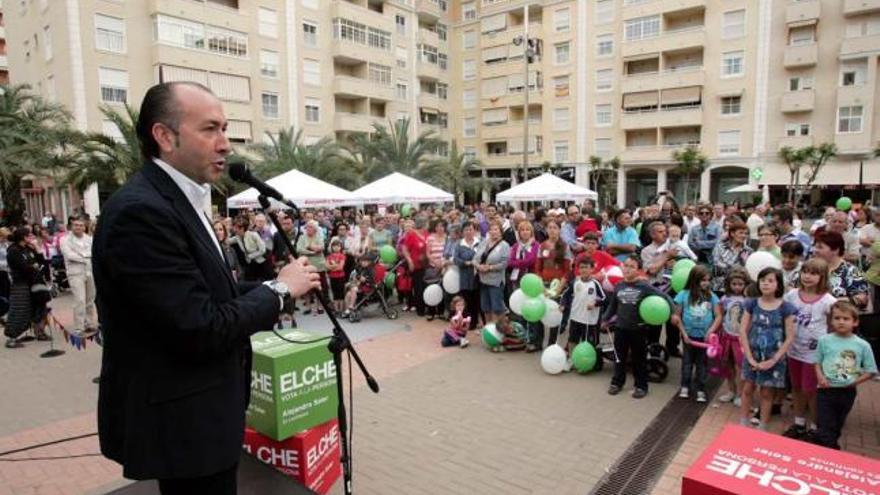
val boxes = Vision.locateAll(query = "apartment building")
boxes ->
[0,0,8,85]
[452,0,880,206]
[5,0,879,210]
[5,0,451,213]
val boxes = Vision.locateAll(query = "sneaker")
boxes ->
[782,424,808,439]
[750,408,761,426]
[459,338,469,349]
[733,396,742,408]
[564,359,573,373]
[696,391,708,403]
[607,384,622,395]
[717,392,736,403]
[4,338,23,349]
[678,387,690,399]
[632,388,648,399]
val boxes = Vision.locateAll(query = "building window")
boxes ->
[205,26,248,57]
[43,26,53,60]
[333,18,392,51]
[722,10,745,39]
[553,75,570,97]
[102,119,124,141]
[303,21,318,47]
[464,146,476,160]
[721,51,744,77]
[553,107,570,131]
[463,59,476,80]
[595,104,611,126]
[98,67,128,103]
[596,69,613,91]
[720,96,741,116]
[462,2,476,20]
[594,138,611,158]
[303,59,320,85]
[837,106,863,133]
[596,34,613,56]
[368,63,392,86]
[396,46,407,68]
[624,15,660,41]
[718,130,741,156]
[305,98,320,123]
[154,15,205,50]
[555,8,571,32]
[262,92,280,119]
[554,141,569,163]
[258,7,278,38]
[438,82,448,100]
[840,62,867,86]
[789,76,813,91]
[596,0,613,25]
[396,82,407,100]
[463,89,476,109]
[555,42,570,65]
[789,26,815,46]
[396,14,406,35]
[95,14,126,53]
[437,23,447,41]
[463,117,476,137]
[463,30,476,50]
[785,123,810,137]
[260,50,279,78]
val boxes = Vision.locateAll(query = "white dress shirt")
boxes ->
[154,158,224,259]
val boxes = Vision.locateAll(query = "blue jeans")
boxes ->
[681,336,707,392]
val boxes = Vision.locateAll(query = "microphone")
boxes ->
[227,160,298,211]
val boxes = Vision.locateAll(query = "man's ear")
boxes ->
[152,122,177,154]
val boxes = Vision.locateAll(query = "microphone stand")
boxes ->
[256,194,378,495]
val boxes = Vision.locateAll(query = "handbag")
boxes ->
[30,283,52,306]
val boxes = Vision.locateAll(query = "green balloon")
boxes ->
[520,273,544,298]
[384,272,396,289]
[521,297,547,323]
[836,196,853,212]
[571,342,598,373]
[671,269,689,293]
[482,325,502,348]
[639,295,671,325]
[401,204,413,217]
[673,259,696,274]
[379,245,397,264]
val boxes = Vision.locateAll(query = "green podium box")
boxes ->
[247,329,338,441]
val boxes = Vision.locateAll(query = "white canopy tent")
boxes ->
[495,173,598,203]
[226,169,360,209]
[352,172,454,204]
[726,183,770,204]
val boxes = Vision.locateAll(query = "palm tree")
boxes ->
[62,104,142,200]
[671,146,708,205]
[588,155,620,208]
[801,143,837,196]
[0,84,77,225]
[361,118,442,181]
[248,127,360,190]
[418,140,491,203]
[778,146,806,204]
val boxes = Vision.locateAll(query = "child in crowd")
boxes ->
[395,262,413,312]
[739,267,797,431]
[658,224,698,261]
[495,313,527,352]
[812,301,877,449]
[717,269,749,406]
[757,225,781,259]
[781,240,805,290]
[673,265,722,403]
[343,254,377,317]
[441,296,470,348]
[326,239,347,315]
[782,258,837,440]
[565,258,606,372]
[602,255,673,399]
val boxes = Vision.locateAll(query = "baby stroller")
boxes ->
[598,323,670,382]
[347,256,399,323]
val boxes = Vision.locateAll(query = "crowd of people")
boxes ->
[3,194,878,453]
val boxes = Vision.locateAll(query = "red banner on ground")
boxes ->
[683,424,880,495]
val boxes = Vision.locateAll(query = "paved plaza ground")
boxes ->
[0,293,877,495]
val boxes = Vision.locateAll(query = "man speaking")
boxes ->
[93,82,320,494]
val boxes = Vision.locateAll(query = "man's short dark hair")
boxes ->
[136,82,213,161]
[780,239,804,257]
[773,207,794,225]
[614,208,631,221]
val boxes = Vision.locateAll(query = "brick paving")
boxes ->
[0,293,684,494]
[650,381,880,495]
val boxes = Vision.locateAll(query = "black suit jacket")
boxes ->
[93,161,280,480]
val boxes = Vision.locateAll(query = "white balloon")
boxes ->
[509,288,527,315]
[541,299,563,328]
[481,323,504,349]
[423,284,444,306]
[541,344,567,375]
[442,266,461,294]
[745,251,782,282]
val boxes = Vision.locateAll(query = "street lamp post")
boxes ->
[513,5,534,185]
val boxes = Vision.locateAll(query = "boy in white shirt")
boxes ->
[565,257,606,371]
